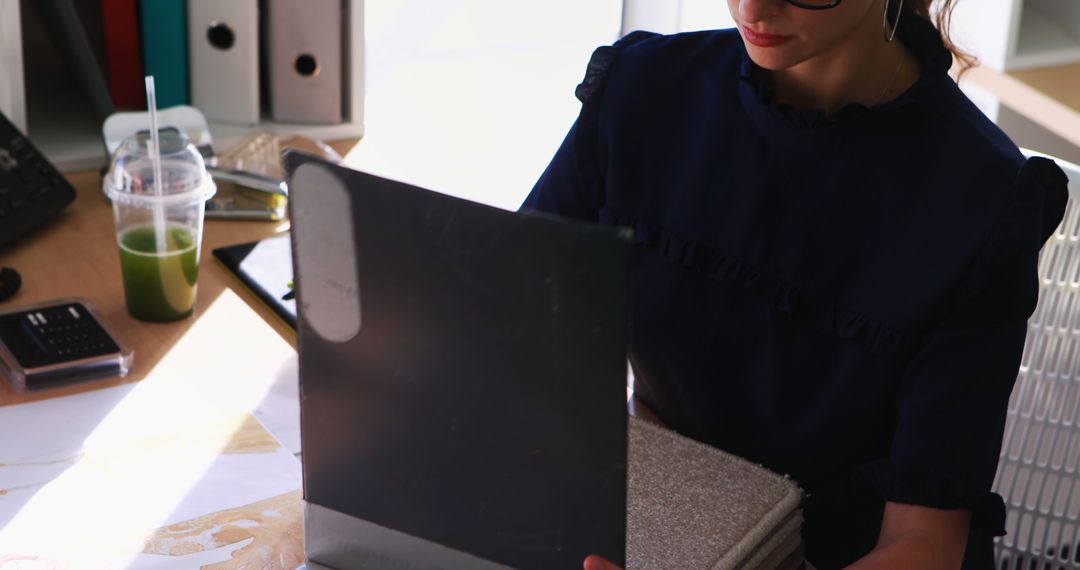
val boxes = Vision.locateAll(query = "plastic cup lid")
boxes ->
[103,129,217,207]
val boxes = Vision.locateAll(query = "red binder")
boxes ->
[101,0,144,109]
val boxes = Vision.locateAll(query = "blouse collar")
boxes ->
[736,10,953,135]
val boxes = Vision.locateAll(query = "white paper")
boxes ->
[0,292,306,569]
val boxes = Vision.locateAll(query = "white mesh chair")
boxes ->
[994,151,1080,570]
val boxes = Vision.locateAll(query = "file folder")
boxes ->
[188,0,259,125]
[139,0,189,107]
[0,0,26,131]
[268,0,342,124]
[29,0,115,120]
[101,0,145,109]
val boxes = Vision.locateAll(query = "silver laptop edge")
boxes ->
[305,502,513,570]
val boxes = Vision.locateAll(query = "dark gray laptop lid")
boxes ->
[286,152,631,570]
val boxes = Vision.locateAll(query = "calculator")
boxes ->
[0,299,132,392]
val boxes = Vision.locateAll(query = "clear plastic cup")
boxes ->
[103,129,216,322]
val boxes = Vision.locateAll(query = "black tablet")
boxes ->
[213,235,296,329]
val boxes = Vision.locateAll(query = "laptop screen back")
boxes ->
[286,153,631,570]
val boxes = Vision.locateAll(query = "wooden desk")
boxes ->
[0,138,356,406]
[0,171,293,406]
[964,63,1080,154]
[0,144,352,568]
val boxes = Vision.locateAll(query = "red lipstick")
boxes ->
[742,26,794,47]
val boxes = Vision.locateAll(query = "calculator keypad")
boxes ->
[0,302,128,391]
[27,305,114,359]
[0,303,121,369]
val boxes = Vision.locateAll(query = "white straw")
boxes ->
[145,76,167,253]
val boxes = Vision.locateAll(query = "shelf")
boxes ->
[1009,47,1080,72]
[208,120,364,160]
[31,109,366,175]
[32,117,106,174]
[26,49,364,174]
[12,0,365,174]
[964,63,1080,152]
[1011,1,1080,70]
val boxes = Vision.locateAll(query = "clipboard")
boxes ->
[212,235,296,329]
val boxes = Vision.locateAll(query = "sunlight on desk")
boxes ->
[0,292,302,569]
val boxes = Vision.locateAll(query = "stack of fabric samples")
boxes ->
[628,416,805,569]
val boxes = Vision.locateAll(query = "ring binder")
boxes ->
[189,0,260,125]
[139,0,190,107]
[268,0,343,124]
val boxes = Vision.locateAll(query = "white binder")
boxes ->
[268,0,342,124]
[0,0,26,132]
[188,0,259,125]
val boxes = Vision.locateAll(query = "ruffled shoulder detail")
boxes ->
[1024,156,1070,243]
[599,206,910,356]
[857,460,1006,535]
[946,156,1069,313]
[574,30,659,107]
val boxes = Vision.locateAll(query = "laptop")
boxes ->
[285,152,632,570]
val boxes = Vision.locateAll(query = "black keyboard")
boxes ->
[0,112,76,248]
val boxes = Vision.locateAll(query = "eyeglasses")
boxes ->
[785,0,843,9]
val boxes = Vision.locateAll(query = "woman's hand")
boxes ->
[583,554,623,570]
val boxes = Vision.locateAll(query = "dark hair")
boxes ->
[906,0,976,74]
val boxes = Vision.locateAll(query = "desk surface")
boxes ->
[0,143,353,568]
[0,172,292,406]
[0,139,355,406]
[1010,63,1080,115]
[965,62,1080,156]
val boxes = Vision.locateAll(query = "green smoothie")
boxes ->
[118,224,200,322]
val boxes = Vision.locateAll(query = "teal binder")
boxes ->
[139,0,189,107]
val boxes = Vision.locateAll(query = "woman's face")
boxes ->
[727,0,882,70]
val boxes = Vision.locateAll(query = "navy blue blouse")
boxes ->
[522,12,1069,569]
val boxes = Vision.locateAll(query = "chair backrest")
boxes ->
[994,150,1080,569]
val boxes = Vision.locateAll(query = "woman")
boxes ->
[522,0,1069,568]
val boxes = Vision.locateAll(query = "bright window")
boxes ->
[622,0,735,35]
[346,0,622,210]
